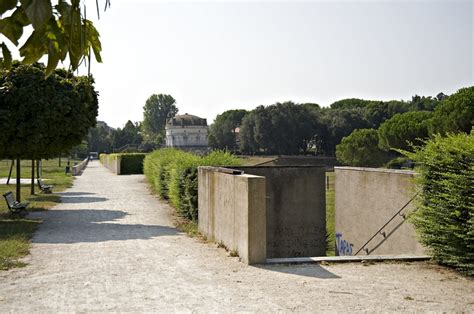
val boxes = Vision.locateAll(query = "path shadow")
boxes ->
[60,196,109,204]
[57,192,96,196]
[32,209,179,244]
[256,264,340,279]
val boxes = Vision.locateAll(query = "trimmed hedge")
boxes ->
[405,133,473,275]
[120,153,146,174]
[100,153,146,174]
[144,149,242,220]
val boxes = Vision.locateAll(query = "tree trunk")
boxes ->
[31,160,35,195]
[7,159,14,185]
[16,158,21,202]
[36,160,40,179]
[59,156,61,167]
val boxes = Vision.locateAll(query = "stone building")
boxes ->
[165,114,209,149]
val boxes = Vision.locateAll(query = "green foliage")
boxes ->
[0,62,98,160]
[100,153,145,174]
[239,102,327,155]
[142,94,178,145]
[336,129,387,167]
[378,111,433,152]
[0,1,104,76]
[402,133,474,274]
[208,109,247,151]
[430,86,474,135]
[144,149,242,221]
[330,98,373,109]
[119,153,146,174]
[111,120,142,150]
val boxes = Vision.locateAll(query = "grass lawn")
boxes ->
[326,171,335,256]
[0,158,75,270]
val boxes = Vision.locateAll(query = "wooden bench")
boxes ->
[3,191,29,216]
[37,178,53,194]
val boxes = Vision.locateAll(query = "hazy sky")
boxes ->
[82,0,473,128]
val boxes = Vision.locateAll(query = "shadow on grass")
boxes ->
[31,209,179,244]
[256,263,340,279]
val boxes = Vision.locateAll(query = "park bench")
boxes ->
[38,178,53,194]
[3,191,29,216]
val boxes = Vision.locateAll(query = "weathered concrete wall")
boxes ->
[72,158,89,176]
[335,167,425,256]
[100,155,121,175]
[198,167,266,264]
[233,166,327,258]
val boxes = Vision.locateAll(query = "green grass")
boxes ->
[0,158,75,270]
[326,171,335,256]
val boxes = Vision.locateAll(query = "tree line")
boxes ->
[208,92,458,159]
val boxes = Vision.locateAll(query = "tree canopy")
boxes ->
[336,128,387,167]
[208,109,247,151]
[0,1,105,76]
[378,111,433,152]
[142,94,178,145]
[430,86,474,135]
[0,62,98,160]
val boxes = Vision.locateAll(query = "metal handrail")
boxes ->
[354,193,419,256]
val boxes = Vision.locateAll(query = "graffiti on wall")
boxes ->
[336,232,354,256]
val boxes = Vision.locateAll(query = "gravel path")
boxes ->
[0,161,472,312]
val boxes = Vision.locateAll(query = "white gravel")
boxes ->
[0,160,472,312]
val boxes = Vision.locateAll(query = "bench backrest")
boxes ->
[3,192,16,207]
[38,178,44,187]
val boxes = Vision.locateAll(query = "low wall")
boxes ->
[72,158,89,176]
[233,166,327,258]
[335,167,425,256]
[198,167,266,264]
[100,154,121,174]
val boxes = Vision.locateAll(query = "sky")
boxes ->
[27,1,474,128]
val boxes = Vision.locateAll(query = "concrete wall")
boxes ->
[72,158,89,176]
[233,166,327,258]
[198,167,266,264]
[335,167,425,256]
[101,155,121,175]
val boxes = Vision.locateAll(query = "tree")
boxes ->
[0,62,98,200]
[378,111,433,152]
[363,100,410,128]
[336,129,387,167]
[430,86,474,135]
[142,94,178,145]
[208,109,247,151]
[0,0,105,76]
[238,102,325,155]
[330,98,373,110]
[111,120,142,149]
[88,123,112,153]
[322,108,371,156]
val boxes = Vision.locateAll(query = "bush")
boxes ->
[144,149,242,220]
[120,153,146,174]
[404,133,473,274]
[100,153,146,174]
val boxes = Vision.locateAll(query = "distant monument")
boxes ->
[165,114,209,151]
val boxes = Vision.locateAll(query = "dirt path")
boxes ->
[0,161,472,312]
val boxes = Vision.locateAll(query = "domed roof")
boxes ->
[166,113,207,126]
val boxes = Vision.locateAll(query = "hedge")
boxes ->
[100,153,146,174]
[404,133,473,275]
[144,149,242,220]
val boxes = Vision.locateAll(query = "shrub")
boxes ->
[144,149,242,220]
[120,153,146,174]
[403,133,474,274]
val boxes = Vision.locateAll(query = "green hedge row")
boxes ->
[100,153,146,174]
[405,133,473,275]
[144,148,242,220]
